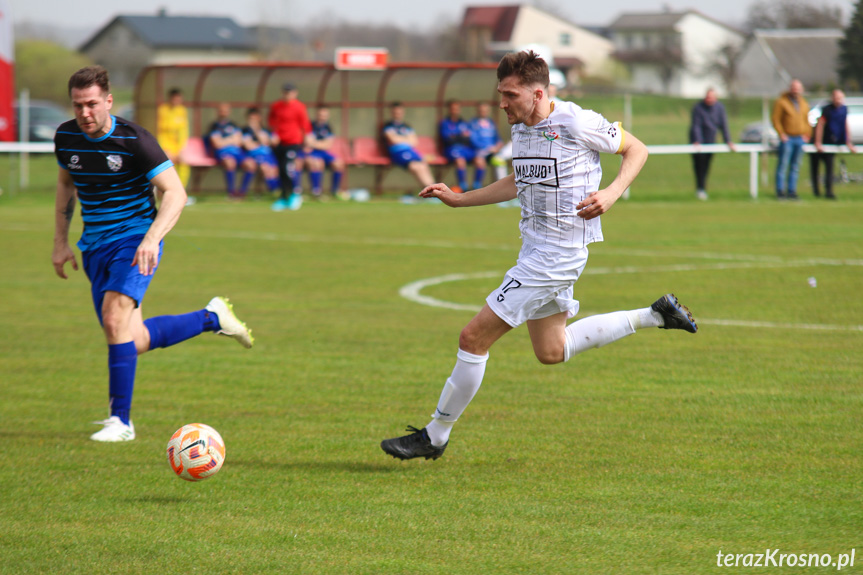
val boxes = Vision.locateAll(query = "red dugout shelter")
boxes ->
[134,61,505,193]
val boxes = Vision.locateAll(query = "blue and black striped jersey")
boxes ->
[54,116,172,252]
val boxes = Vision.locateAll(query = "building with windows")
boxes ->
[461,4,615,85]
[608,10,744,97]
[80,10,256,87]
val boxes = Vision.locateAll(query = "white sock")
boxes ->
[563,310,638,362]
[426,348,488,446]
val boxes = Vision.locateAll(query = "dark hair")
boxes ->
[68,65,110,97]
[390,101,403,108]
[247,106,261,116]
[496,50,549,88]
[168,88,182,98]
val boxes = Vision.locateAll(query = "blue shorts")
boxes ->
[214,146,245,164]
[247,147,278,167]
[309,149,337,167]
[82,235,163,325]
[444,144,476,162]
[389,146,423,168]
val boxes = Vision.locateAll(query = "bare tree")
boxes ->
[746,0,844,31]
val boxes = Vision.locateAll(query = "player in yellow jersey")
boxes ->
[156,88,190,188]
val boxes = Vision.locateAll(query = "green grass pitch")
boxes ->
[1,152,861,573]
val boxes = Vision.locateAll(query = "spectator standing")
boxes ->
[206,102,245,198]
[439,100,477,191]
[305,106,346,199]
[689,88,736,201]
[810,89,857,199]
[240,107,281,198]
[469,102,504,190]
[268,83,311,211]
[156,88,189,187]
[771,79,810,200]
[382,102,435,189]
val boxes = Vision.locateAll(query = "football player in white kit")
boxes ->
[381,51,697,461]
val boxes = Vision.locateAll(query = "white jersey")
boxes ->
[511,100,624,249]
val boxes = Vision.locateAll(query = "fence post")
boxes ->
[19,88,29,189]
[749,149,759,199]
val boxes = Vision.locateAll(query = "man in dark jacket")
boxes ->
[810,89,857,199]
[689,88,735,200]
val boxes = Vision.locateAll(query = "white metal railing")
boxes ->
[0,141,855,199]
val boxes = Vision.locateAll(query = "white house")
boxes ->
[461,5,615,84]
[608,10,745,97]
[736,29,844,96]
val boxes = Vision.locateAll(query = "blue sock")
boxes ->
[473,168,485,190]
[331,171,342,194]
[456,168,467,189]
[225,170,236,193]
[108,341,138,425]
[266,177,280,192]
[240,171,254,194]
[144,309,218,350]
[310,171,323,194]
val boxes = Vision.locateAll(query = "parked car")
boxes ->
[739,122,780,147]
[13,100,68,142]
[808,97,863,144]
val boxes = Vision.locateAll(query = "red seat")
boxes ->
[179,137,216,167]
[330,136,351,162]
[351,136,390,165]
[416,136,446,165]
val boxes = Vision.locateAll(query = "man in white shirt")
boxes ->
[381,51,697,461]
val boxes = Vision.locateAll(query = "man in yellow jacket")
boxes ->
[157,88,190,188]
[771,79,809,200]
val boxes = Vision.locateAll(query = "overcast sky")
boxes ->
[7,0,857,33]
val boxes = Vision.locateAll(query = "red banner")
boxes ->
[334,48,389,71]
[0,0,14,142]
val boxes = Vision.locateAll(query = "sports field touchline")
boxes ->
[399,272,863,332]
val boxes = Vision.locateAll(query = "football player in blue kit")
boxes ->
[52,66,253,442]
[239,106,281,198]
[381,101,435,188]
[304,106,345,198]
[207,102,245,197]
[469,101,505,190]
[439,99,477,191]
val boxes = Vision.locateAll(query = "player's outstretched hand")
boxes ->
[132,237,161,276]
[419,183,462,207]
[576,189,620,220]
[52,244,78,279]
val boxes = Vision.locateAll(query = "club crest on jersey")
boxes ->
[106,155,123,172]
[67,155,82,170]
[512,157,559,187]
[542,130,559,141]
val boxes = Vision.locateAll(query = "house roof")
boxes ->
[462,5,521,42]
[80,13,255,52]
[609,9,741,34]
[753,29,843,87]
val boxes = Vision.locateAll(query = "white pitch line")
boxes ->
[399,272,863,332]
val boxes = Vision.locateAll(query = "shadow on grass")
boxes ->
[227,458,406,474]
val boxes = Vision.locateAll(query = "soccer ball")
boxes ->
[166,423,226,481]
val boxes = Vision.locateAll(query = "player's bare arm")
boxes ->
[576,131,649,220]
[420,174,517,207]
[52,168,79,279]
[133,167,187,276]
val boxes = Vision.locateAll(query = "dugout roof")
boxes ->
[134,62,503,142]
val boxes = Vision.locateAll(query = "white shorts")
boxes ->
[485,243,588,328]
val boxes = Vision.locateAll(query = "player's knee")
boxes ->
[534,346,565,365]
[458,326,484,355]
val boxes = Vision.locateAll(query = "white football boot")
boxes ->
[205,296,254,349]
[90,416,136,442]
